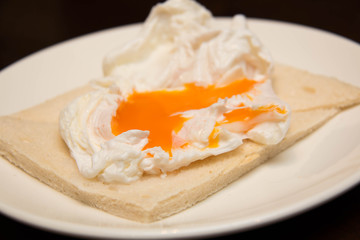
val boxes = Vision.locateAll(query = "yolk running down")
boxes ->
[111,79,283,153]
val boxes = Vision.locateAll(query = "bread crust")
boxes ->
[0,64,359,222]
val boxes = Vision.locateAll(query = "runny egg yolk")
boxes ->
[111,79,285,153]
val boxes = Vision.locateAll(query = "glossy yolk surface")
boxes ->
[111,79,284,153]
[221,105,286,125]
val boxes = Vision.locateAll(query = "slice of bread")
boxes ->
[0,64,359,223]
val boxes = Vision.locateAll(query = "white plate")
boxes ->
[0,18,360,239]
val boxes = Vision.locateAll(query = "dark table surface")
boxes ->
[1,0,360,239]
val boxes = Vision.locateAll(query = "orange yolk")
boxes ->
[221,104,286,124]
[111,79,285,153]
[217,104,286,133]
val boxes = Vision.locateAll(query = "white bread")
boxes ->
[272,64,360,111]
[0,64,359,222]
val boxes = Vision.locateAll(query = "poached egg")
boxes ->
[59,0,290,183]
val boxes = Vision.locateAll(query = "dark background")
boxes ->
[1,0,360,239]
